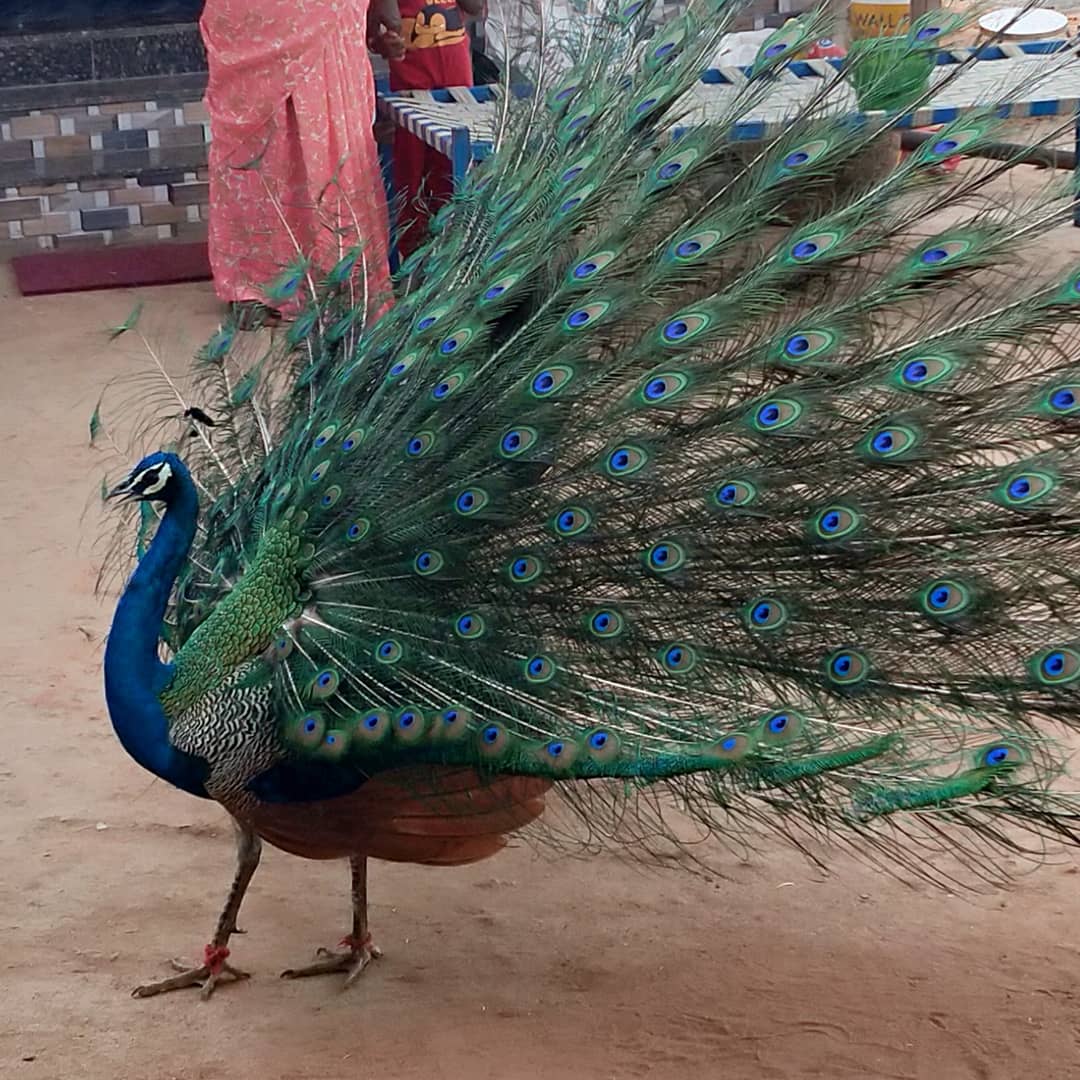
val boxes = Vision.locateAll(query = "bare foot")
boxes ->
[229,302,281,332]
[132,945,249,1001]
[280,935,382,989]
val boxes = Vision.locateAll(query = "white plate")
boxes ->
[977,6,1068,36]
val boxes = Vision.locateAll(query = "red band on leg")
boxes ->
[203,944,231,974]
[338,934,372,951]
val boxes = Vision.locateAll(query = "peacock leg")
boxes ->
[132,822,262,1000]
[280,855,382,987]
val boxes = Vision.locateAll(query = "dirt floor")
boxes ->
[4,199,1080,1079]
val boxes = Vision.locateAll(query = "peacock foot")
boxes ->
[280,934,382,988]
[132,944,250,1001]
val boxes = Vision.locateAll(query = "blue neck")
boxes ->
[104,466,210,798]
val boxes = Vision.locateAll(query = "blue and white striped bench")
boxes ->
[377,40,1080,211]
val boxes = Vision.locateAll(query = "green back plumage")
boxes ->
[97,2,1080,886]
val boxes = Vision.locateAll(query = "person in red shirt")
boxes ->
[372,0,484,257]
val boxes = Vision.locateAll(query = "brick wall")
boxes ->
[0,97,210,252]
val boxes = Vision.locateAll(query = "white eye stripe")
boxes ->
[136,462,171,495]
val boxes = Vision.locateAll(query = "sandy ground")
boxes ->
[4,209,1080,1080]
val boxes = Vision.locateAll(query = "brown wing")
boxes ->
[249,766,550,865]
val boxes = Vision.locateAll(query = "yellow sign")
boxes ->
[848,0,911,40]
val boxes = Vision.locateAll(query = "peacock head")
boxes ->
[107,451,187,504]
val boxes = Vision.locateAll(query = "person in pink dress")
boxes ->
[200,0,397,328]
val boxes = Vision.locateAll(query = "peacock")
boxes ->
[96,0,1080,1001]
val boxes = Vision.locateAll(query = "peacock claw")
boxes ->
[131,945,249,1000]
[280,936,382,988]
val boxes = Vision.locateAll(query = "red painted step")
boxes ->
[11,240,211,296]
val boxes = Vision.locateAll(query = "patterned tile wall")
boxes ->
[0,96,210,254]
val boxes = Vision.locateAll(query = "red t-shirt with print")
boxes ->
[388,0,473,91]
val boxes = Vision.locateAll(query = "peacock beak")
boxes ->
[106,478,136,501]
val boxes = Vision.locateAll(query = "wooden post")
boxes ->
[908,0,941,22]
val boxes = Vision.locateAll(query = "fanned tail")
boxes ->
[95,1,1080,887]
